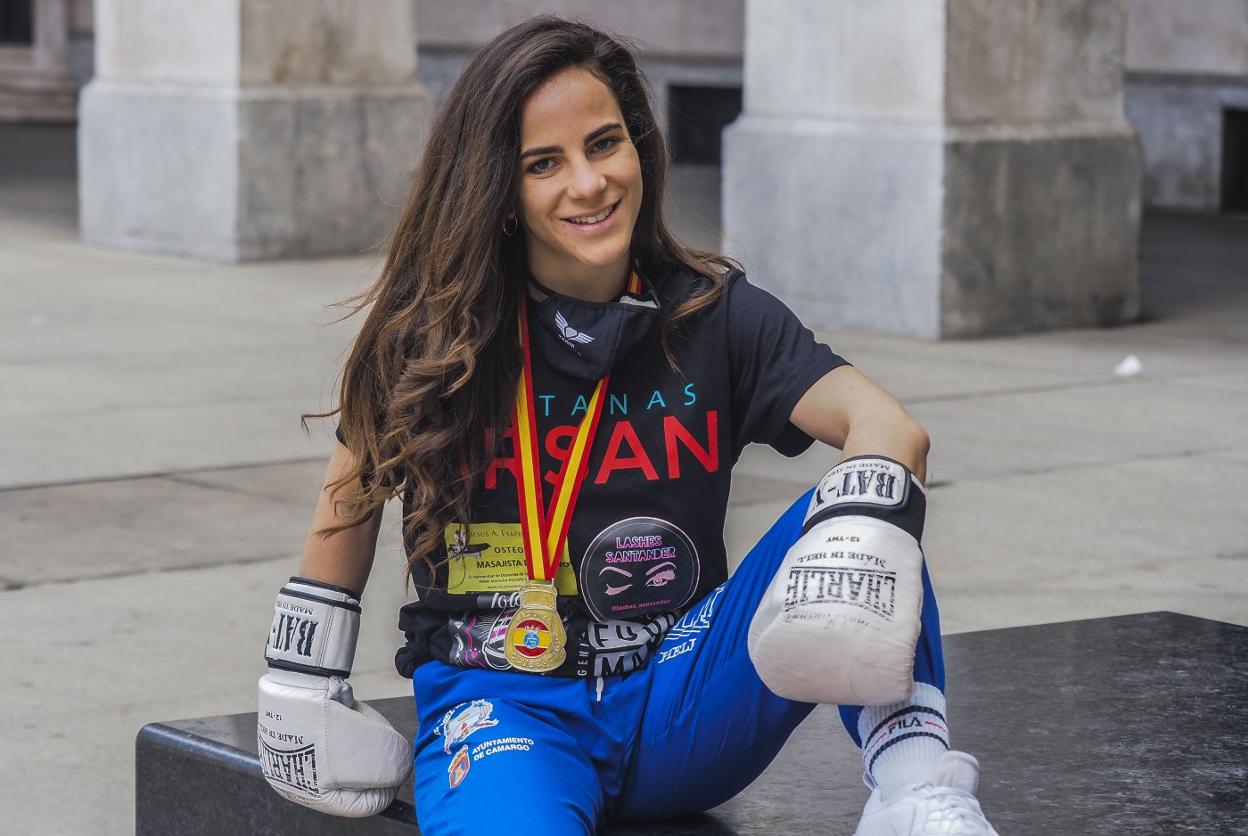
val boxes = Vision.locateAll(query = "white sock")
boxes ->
[857,682,950,799]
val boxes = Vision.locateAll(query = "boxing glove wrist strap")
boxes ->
[265,576,361,679]
[803,455,926,541]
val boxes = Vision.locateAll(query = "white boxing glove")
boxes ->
[748,456,926,706]
[258,577,412,817]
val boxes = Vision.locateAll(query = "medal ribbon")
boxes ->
[512,272,642,583]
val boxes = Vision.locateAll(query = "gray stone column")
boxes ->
[1124,0,1248,211]
[79,0,431,261]
[0,0,77,121]
[723,0,1142,338]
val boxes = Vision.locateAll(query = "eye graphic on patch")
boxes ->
[644,561,677,588]
[599,561,678,595]
[599,565,634,596]
[580,517,700,621]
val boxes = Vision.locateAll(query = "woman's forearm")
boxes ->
[296,441,385,595]
[840,414,930,485]
[790,366,931,484]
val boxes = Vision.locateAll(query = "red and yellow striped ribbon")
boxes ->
[512,272,641,582]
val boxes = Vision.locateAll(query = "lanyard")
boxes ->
[511,272,641,582]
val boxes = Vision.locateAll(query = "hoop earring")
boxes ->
[502,215,518,236]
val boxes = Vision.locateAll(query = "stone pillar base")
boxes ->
[79,80,430,261]
[723,116,1141,338]
[0,66,77,121]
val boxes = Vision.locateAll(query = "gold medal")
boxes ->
[503,582,566,672]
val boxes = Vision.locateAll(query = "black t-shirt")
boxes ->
[378,264,848,677]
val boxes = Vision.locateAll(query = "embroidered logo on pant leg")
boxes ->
[656,583,724,663]
[448,745,471,789]
[435,699,500,754]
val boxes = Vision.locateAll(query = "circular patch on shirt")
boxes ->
[578,517,700,622]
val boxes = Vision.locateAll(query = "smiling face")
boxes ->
[517,66,644,301]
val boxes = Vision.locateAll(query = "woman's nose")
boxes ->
[565,156,607,201]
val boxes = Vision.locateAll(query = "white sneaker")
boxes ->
[853,751,1000,836]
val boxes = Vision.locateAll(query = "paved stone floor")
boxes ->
[1,123,1246,834]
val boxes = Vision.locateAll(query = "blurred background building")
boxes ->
[1,0,1244,336]
[4,1,1244,203]
[6,1,1245,210]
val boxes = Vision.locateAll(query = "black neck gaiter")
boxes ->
[525,273,662,382]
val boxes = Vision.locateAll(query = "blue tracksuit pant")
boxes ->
[410,489,945,834]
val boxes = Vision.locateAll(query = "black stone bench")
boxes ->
[136,612,1248,834]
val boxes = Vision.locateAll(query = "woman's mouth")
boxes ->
[562,200,620,231]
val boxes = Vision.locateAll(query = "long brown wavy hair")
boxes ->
[305,16,738,588]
